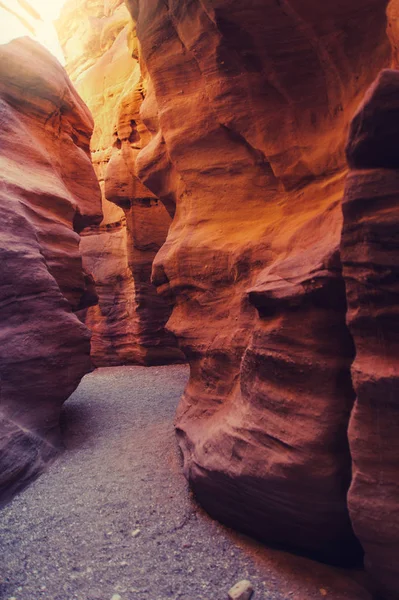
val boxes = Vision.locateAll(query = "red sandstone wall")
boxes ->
[342,69,399,600]
[0,37,102,503]
[57,0,183,365]
[126,1,399,597]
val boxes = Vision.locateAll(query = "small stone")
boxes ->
[131,528,141,538]
[115,585,127,592]
[228,580,254,600]
[111,595,122,600]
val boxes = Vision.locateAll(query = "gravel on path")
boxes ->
[0,366,372,600]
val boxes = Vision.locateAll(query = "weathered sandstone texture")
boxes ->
[127,0,395,579]
[342,69,399,600]
[0,37,102,503]
[56,0,183,365]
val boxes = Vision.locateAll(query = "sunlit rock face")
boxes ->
[127,0,392,568]
[0,37,102,503]
[0,0,64,63]
[342,69,399,600]
[57,0,183,365]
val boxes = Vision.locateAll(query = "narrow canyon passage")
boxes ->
[1,366,371,600]
[0,0,398,598]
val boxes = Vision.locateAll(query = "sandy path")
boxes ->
[0,366,371,600]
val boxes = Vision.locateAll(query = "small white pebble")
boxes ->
[111,595,122,600]
[228,580,254,600]
[131,528,141,537]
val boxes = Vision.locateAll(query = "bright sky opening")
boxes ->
[0,0,67,64]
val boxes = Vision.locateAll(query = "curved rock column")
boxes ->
[342,69,399,600]
[127,0,391,564]
[57,0,183,365]
[0,38,102,503]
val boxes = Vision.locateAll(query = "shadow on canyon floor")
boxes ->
[60,400,98,452]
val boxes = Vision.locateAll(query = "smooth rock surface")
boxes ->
[127,0,391,564]
[0,37,102,503]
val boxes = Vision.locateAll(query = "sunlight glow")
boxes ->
[0,0,67,64]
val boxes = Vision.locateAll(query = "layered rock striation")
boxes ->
[0,37,102,503]
[57,0,183,365]
[128,0,391,563]
[342,69,399,600]
[126,0,399,595]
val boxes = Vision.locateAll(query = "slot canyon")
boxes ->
[0,1,398,599]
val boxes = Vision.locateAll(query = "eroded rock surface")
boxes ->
[0,37,102,503]
[127,0,392,569]
[57,0,183,366]
[342,69,399,600]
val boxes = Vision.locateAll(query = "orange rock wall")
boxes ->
[125,0,399,597]
[57,0,183,365]
[0,37,102,503]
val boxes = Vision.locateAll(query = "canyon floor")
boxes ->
[0,366,372,600]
